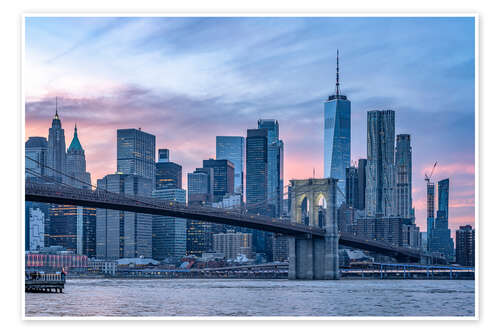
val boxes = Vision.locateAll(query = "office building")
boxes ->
[212,231,253,260]
[396,134,413,219]
[258,119,284,216]
[156,148,182,190]
[65,124,92,188]
[426,181,436,251]
[357,158,367,210]
[429,178,454,260]
[324,50,351,208]
[47,102,66,182]
[216,136,245,195]
[202,159,235,203]
[96,174,153,259]
[25,137,48,180]
[117,128,156,188]
[345,166,359,209]
[152,188,187,260]
[456,225,475,267]
[246,128,271,258]
[365,110,396,217]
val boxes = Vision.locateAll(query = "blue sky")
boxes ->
[24,16,475,233]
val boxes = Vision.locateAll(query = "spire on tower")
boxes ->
[54,97,59,120]
[336,49,340,97]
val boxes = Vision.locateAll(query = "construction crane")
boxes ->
[424,161,438,185]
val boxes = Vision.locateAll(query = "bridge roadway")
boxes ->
[25,181,440,263]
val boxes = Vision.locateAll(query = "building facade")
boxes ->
[155,148,182,190]
[395,134,413,219]
[357,158,367,210]
[216,136,245,195]
[212,231,253,260]
[117,128,156,189]
[258,119,284,217]
[47,106,66,182]
[365,110,396,217]
[25,136,48,180]
[152,188,187,260]
[429,178,454,260]
[96,174,153,259]
[345,166,359,209]
[202,159,235,203]
[324,51,351,208]
[456,225,475,267]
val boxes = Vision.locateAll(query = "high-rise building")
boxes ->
[66,124,92,188]
[357,158,367,210]
[426,181,436,251]
[430,178,454,260]
[96,174,153,259]
[212,230,253,260]
[186,168,215,256]
[324,50,351,208]
[25,137,48,180]
[258,119,284,217]
[152,188,186,260]
[117,128,156,189]
[155,149,182,190]
[202,159,235,203]
[26,204,47,251]
[396,134,413,219]
[365,110,396,217]
[456,225,475,267]
[216,136,245,195]
[47,102,66,182]
[246,128,271,258]
[345,166,359,209]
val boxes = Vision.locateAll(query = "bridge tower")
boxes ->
[288,178,340,280]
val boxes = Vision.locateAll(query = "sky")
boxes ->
[24,16,475,237]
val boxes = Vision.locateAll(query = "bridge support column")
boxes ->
[296,237,314,280]
[288,236,296,280]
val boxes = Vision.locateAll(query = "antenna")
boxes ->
[336,49,340,96]
[313,168,315,179]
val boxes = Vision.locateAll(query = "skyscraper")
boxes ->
[25,137,48,180]
[365,110,396,217]
[246,128,268,213]
[96,174,153,259]
[187,168,214,256]
[152,188,187,260]
[258,119,284,217]
[155,149,182,190]
[345,166,359,209]
[324,50,351,207]
[395,134,413,219]
[246,128,271,258]
[426,181,436,251]
[357,158,367,210]
[430,178,454,260]
[47,100,66,182]
[64,124,95,257]
[117,128,156,189]
[216,136,245,195]
[456,225,475,267]
[202,159,235,203]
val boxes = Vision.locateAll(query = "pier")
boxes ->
[25,272,65,293]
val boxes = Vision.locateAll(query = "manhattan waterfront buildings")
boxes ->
[216,136,245,195]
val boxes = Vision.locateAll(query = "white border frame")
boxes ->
[21,12,479,321]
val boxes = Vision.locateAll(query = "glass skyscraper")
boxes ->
[324,51,351,207]
[429,178,454,260]
[395,134,413,219]
[216,136,245,195]
[202,159,235,203]
[258,119,284,217]
[96,174,153,259]
[152,188,187,260]
[155,149,182,190]
[25,136,47,180]
[117,128,156,189]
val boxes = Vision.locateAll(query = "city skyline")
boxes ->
[24,16,475,236]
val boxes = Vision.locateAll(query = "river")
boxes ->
[25,278,475,317]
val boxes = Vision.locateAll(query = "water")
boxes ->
[25,279,475,317]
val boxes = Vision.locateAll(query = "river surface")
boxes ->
[25,278,475,317]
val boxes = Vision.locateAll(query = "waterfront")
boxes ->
[25,279,475,317]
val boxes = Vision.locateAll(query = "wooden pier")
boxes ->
[25,272,65,293]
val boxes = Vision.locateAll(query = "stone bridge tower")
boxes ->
[288,178,340,280]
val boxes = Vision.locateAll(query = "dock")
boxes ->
[25,272,65,293]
